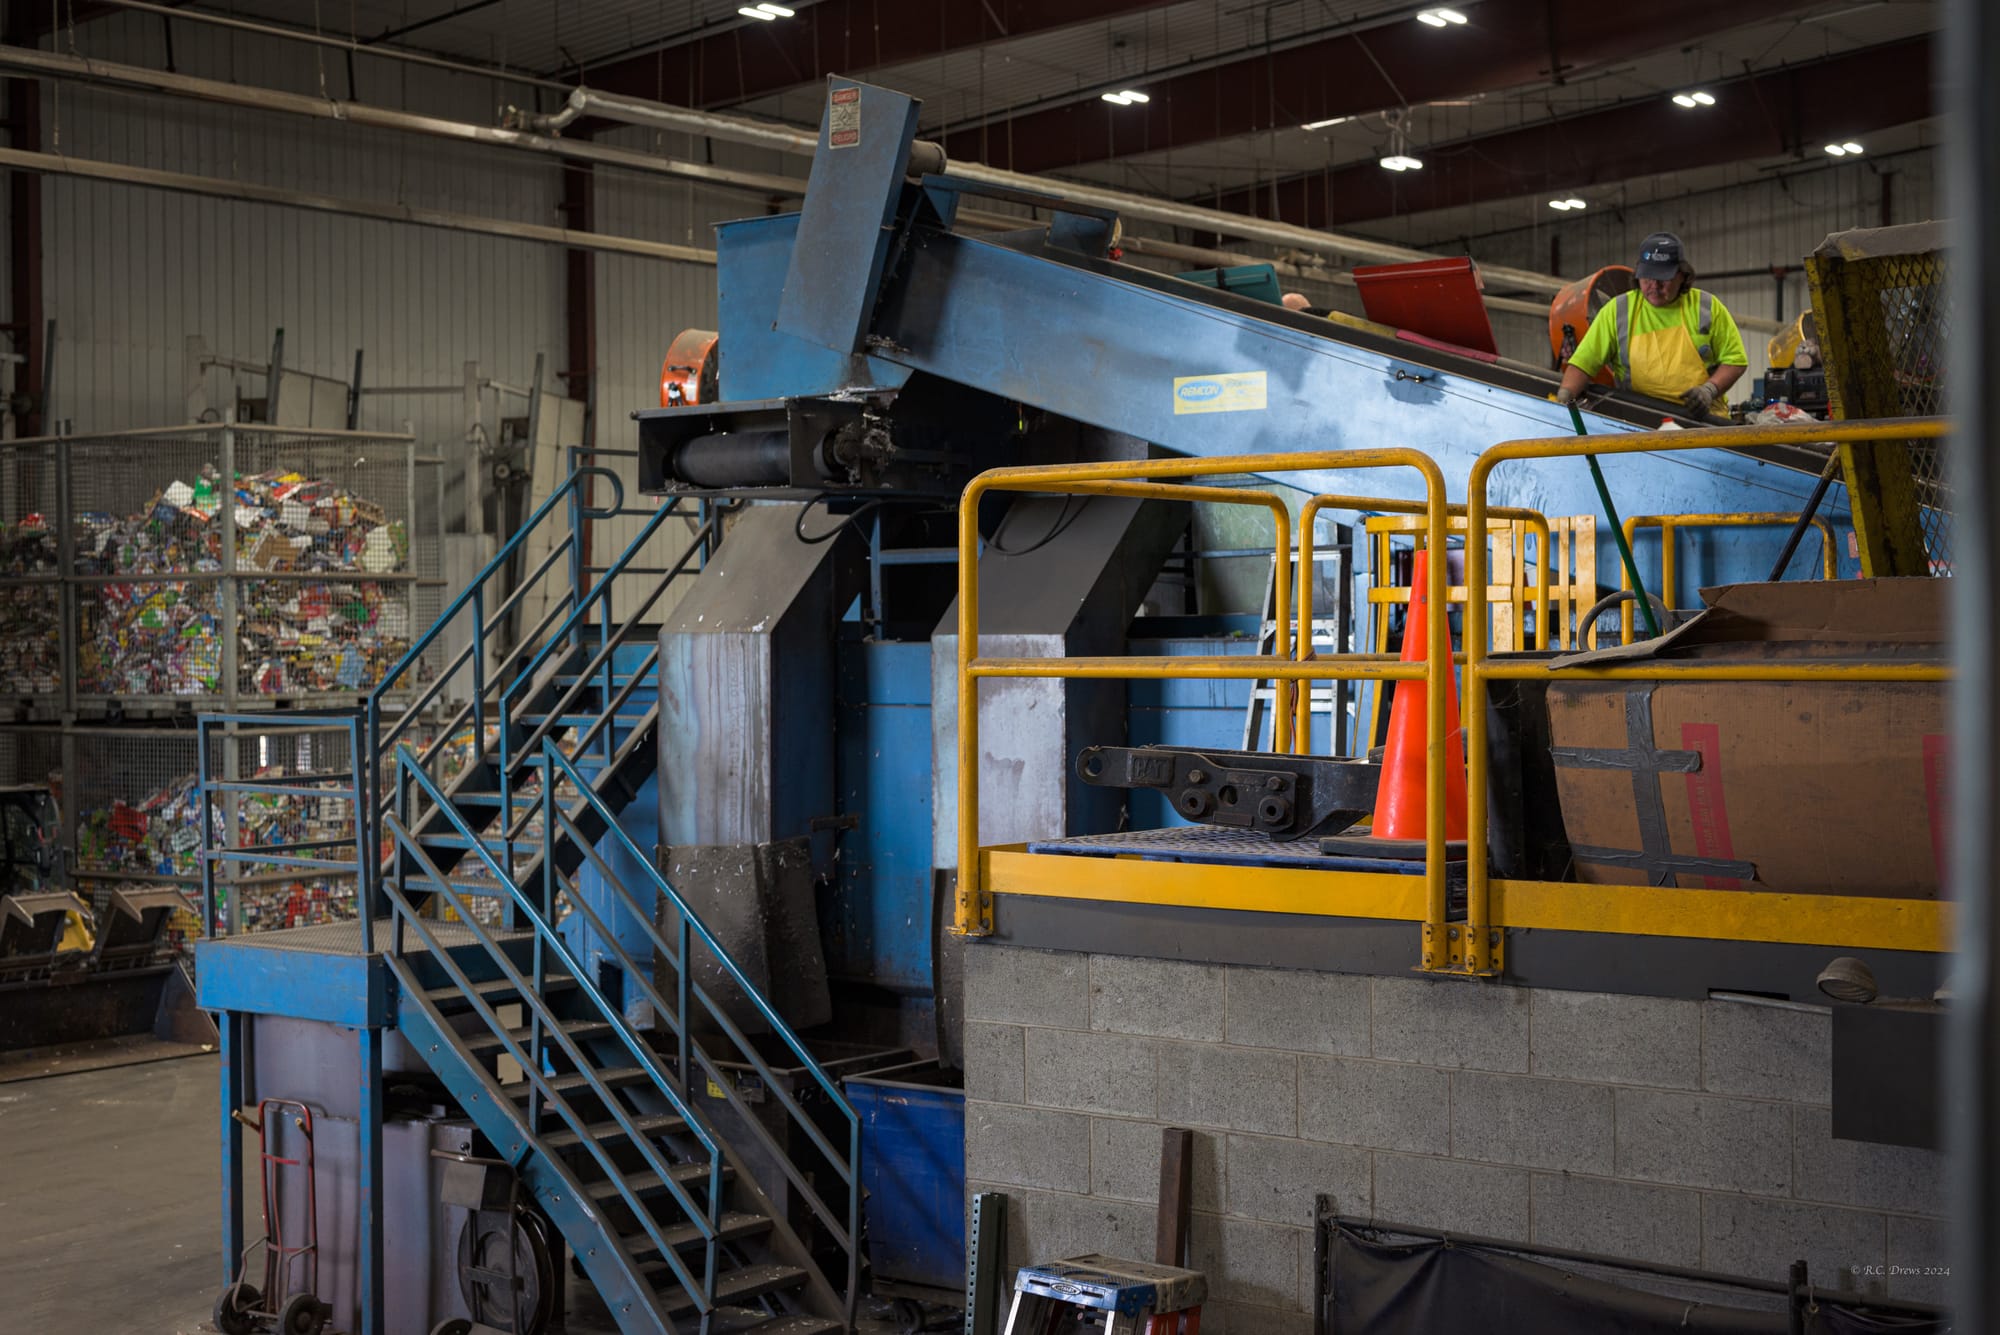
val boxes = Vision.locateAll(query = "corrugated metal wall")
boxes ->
[1452,150,1941,377]
[588,131,799,613]
[31,15,571,486]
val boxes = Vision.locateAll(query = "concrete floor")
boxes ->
[0,1055,223,1334]
[0,1056,939,1335]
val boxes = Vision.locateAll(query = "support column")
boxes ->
[4,3,45,436]
[561,151,596,569]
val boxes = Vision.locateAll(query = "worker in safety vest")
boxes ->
[1555,232,1748,419]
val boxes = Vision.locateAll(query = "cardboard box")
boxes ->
[1544,578,1945,897]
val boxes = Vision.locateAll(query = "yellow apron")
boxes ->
[1614,291,1724,417]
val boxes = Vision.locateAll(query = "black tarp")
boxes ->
[1322,1221,1948,1335]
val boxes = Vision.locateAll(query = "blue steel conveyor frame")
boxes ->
[638,78,1843,572]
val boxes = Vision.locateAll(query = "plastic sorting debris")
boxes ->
[3,463,416,699]
[76,767,361,934]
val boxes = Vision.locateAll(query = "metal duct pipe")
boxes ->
[543,86,1577,298]
[0,46,804,204]
[0,146,718,264]
[1,45,1781,332]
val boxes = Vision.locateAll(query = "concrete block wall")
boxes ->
[963,946,1948,1332]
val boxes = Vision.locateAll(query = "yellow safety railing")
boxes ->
[954,418,1952,976]
[1618,512,1838,644]
[1298,498,1553,755]
[956,450,1453,943]
[1463,416,1952,975]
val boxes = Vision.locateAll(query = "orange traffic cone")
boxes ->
[1371,547,1468,841]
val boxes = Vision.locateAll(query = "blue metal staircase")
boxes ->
[361,465,860,1334]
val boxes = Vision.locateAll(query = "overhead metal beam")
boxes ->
[1206,37,1934,230]
[939,0,1815,174]
[580,0,1175,109]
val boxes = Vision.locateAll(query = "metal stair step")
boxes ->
[420,832,545,853]
[543,1111,689,1152]
[582,1159,728,1201]
[501,1066,649,1101]
[619,1209,771,1259]
[645,1262,810,1314]
[448,791,545,809]
[706,1311,842,1334]
[422,973,575,1007]
[465,1020,613,1054]
[515,712,656,728]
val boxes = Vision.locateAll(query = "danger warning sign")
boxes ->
[829,86,861,149]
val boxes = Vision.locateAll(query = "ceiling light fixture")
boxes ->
[755,2,795,13]
[1416,8,1469,25]
[1672,90,1716,108]
[1101,89,1151,106]
[738,4,777,17]
[1302,117,1349,130]
[1381,154,1424,172]
[1549,197,1586,210]
[1824,139,1864,156]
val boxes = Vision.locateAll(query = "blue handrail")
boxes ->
[541,743,861,1313]
[388,750,727,1308]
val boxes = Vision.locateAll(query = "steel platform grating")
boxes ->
[1027,825,1465,874]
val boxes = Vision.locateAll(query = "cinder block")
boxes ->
[964,944,1090,1030]
[1372,1152,1531,1242]
[1613,1087,1792,1194]
[1297,1055,1448,1154]
[1225,1133,1370,1227]
[1702,1193,1887,1297]
[1091,954,1226,1041]
[1225,966,1370,1056]
[964,1022,1026,1104]
[1089,1118,1224,1214]
[1450,1071,1613,1173]
[1189,1212,1304,1311]
[1703,997,1832,1105]
[1530,990,1701,1089]
[972,1183,1158,1280]
[1157,1042,1297,1136]
[965,1102,1092,1192]
[1372,975,1530,1072]
[1024,1027,1157,1118]
[1530,1174,1702,1269]
[1793,1107,1946,1216]
[1887,1214,1950,1306]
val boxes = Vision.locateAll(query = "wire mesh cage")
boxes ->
[0,424,439,715]
[0,440,64,706]
[1805,224,1952,573]
[200,719,363,936]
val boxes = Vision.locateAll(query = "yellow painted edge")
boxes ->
[978,848,1951,954]
[1492,879,1950,952]
[981,846,1428,920]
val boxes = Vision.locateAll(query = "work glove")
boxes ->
[1553,386,1577,407]
[1681,381,1720,415]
